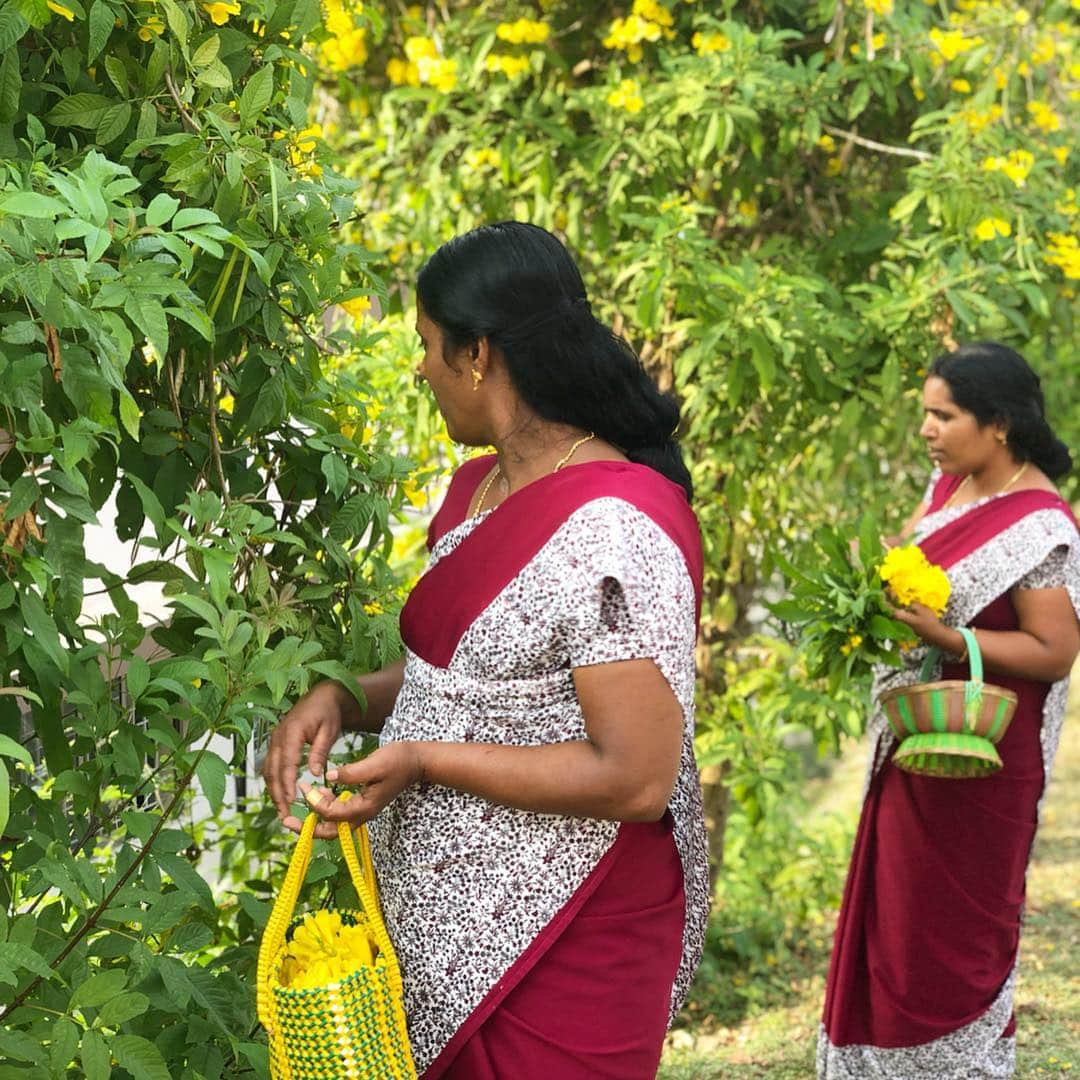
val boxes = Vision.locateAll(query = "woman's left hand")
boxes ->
[889,601,955,651]
[299,742,424,839]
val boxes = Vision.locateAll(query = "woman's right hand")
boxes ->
[263,681,347,832]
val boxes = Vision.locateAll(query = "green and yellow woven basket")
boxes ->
[880,627,1017,779]
[257,814,417,1080]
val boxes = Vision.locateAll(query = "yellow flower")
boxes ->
[1026,101,1060,134]
[607,79,644,113]
[983,149,1034,188]
[817,134,836,153]
[465,147,502,170]
[218,394,235,414]
[202,0,241,25]
[840,632,864,657]
[1052,146,1069,166]
[950,78,971,93]
[404,35,438,62]
[339,296,371,320]
[47,0,76,19]
[485,53,531,78]
[603,3,674,61]
[825,155,843,176]
[1045,233,1080,280]
[363,600,384,615]
[879,545,951,616]
[929,27,982,63]
[416,55,457,92]
[692,31,730,55]
[278,909,378,990]
[1014,8,1030,24]
[137,13,166,39]
[386,57,420,86]
[495,18,550,45]
[1030,37,1054,65]
[972,217,1011,242]
[737,199,758,221]
[865,0,892,14]
[850,33,885,56]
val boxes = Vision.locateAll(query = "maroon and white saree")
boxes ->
[369,456,710,1077]
[819,474,1080,1079]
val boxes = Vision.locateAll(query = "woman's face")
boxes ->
[415,305,485,444]
[919,375,1002,474]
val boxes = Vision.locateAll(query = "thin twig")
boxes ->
[822,124,933,162]
[207,353,230,505]
[165,69,201,134]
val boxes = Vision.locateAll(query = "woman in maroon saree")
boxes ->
[264,222,710,1078]
[819,343,1080,1079]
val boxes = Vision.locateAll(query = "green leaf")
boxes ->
[79,1029,111,1080]
[70,968,128,1009]
[0,941,56,981]
[19,589,70,676]
[110,1034,171,1080]
[125,656,150,700]
[0,762,8,839]
[103,56,128,96]
[0,731,33,767]
[49,1017,80,1073]
[0,10,30,52]
[192,33,220,67]
[96,101,132,145]
[159,0,189,51]
[156,853,215,911]
[43,92,112,129]
[145,192,180,228]
[118,390,141,440]
[238,63,274,125]
[87,0,112,62]
[320,453,348,497]
[172,206,219,229]
[195,750,228,814]
[0,191,65,218]
[95,991,150,1028]
[0,1025,39,1062]
[0,50,22,123]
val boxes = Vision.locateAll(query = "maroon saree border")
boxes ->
[401,458,703,670]
[920,486,1078,571]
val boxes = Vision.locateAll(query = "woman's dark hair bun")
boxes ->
[416,221,692,500]
[929,341,1072,480]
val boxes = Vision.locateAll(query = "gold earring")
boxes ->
[471,368,482,390]
[996,431,1007,444]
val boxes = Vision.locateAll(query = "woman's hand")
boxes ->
[300,743,424,839]
[263,681,347,832]
[889,601,963,655]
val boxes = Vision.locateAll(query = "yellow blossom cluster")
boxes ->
[950,78,970,93]
[495,18,550,45]
[1045,233,1080,280]
[603,0,674,63]
[817,134,836,153]
[972,217,1011,242]
[865,0,892,14]
[387,37,457,91]
[692,31,730,56]
[465,148,502,170]
[929,27,982,63]
[850,33,886,57]
[840,632,864,657]
[982,149,1034,188]
[879,545,951,616]
[607,79,645,113]
[339,296,371,321]
[321,0,368,71]
[202,0,240,26]
[274,125,324,178]
[485,53,531,79]
[951,104,1001,135]
[1026,101,1060,134]
[138,13,166,39]
[277,910,379,991]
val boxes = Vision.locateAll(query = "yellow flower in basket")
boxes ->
[879,544,951,616]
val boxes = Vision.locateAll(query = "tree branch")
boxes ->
[822,124,933,162]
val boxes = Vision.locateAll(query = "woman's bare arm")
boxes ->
[302,657,684,839]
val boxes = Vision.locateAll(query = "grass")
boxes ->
[661,680,1080,1079]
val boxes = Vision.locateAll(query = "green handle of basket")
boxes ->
[917,626,982,682]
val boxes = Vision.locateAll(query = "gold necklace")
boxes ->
[472,432,597,517]
[944,462,1027,509]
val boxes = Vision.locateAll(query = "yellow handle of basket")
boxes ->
[256,809,406,1032]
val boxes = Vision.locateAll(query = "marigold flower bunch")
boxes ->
[277,910,380,991]
[878,545,951,616]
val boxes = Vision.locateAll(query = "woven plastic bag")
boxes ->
[257,812,417,1079]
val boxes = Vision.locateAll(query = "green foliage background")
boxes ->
[0,0,1077,1073]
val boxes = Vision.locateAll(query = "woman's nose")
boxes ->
[919,416,934,439]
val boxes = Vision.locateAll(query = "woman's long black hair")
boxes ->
[929,342,1072,479]
[416,221,693,501]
